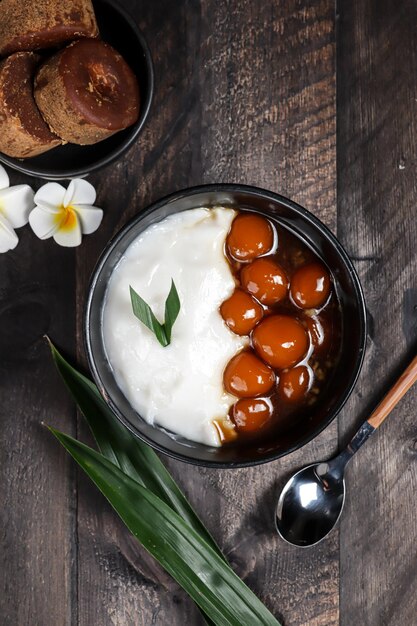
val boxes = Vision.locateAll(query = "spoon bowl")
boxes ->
[275,462,345,547]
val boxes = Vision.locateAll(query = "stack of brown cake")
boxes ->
[0,0,140,159]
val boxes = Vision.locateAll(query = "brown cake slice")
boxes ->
[34,39,140,145]
[0,52,61,158]
[0,0,99,56]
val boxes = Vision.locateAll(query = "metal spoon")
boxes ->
[276,353,417,547]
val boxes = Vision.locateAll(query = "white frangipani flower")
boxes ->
[0,164,35,253]
[29,179,103,247]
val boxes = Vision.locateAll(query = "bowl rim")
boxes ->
[0,0,155,180]
[84,183,367,468]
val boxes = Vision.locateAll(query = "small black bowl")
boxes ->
[0,0,154,180]
[85,184,367,468]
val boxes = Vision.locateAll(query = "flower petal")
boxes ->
[53,216,82,247]
[0,184,34,228]
[0,213,18,252]
[29,206,61,239]
[64,179,96,208]
[0,164,10,191]
[34,182,66,213]
[73,205,103,235]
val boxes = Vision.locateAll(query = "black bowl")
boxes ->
[0,0,154,180]
[85,184,367,467]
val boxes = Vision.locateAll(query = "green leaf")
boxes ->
[129,279,181,347]
[129,285,168,347]
[164,279,181,343]
[49,341,221,625]
[49,428,281,626]
[48,339,222,557]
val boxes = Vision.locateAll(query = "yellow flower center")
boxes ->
[55,205,77,232]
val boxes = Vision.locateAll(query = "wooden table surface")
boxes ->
[1,1,417,624]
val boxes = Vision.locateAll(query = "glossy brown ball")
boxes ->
[290,262,331,309]
[252,315,309,369]
[278,365,311,402]
[303,315,329,353]
[231,398,272,432]
[220,289,264,336]
[223,350,276,397]
[241,258,288,305]
[226,213,274,261]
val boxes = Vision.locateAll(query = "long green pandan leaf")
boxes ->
[48,342,221,626]
[50,428,281,626]
[48,340,222,558]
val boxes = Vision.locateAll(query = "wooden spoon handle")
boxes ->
[367,353,417,429]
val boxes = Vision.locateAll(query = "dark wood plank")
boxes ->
[74,0,208,624]
[194,1,338,624]
[73,1,338,625]
[337,0,417,624]
[0,175,77,625]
